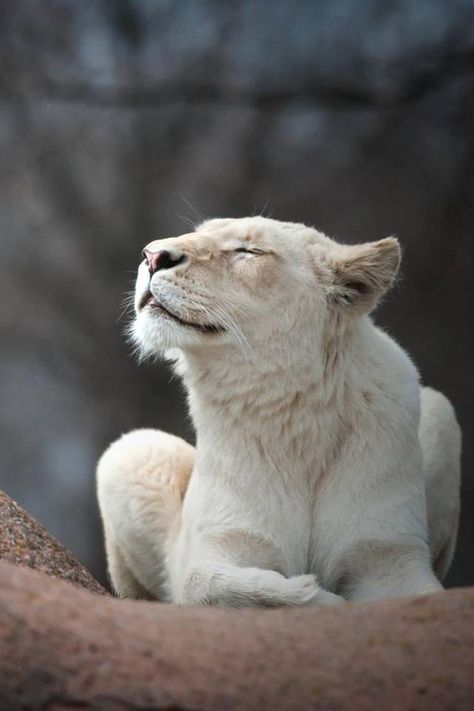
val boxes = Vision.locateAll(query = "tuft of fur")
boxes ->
[97,217,461,606]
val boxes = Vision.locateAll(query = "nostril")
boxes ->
[157,250,175,271]
[143,248,187,274]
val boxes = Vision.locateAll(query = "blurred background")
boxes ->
[0,0,472,587]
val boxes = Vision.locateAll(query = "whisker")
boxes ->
[178,213,198,229]
[174,282,254,363]
[259,197,274,219]
[116,290,136,324]
[179,195,207,228]
[197,291,255,364]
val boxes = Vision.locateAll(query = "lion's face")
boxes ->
[132,217,400,359]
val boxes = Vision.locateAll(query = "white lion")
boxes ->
[97,217,461,606]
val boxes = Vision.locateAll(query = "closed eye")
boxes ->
[233,247,264,255]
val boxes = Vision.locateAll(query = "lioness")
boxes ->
[97,217,461,605]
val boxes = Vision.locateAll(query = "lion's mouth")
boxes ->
[139,292,225,334]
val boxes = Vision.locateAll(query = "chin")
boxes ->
[131,310,216,360]
[131,310,183,359]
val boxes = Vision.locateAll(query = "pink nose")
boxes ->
[142,249,185,274]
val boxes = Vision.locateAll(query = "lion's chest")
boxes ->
[182,452,325,577]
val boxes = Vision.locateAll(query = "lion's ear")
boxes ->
[330,237,401,313]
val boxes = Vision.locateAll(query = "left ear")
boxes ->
[330,237,401,313]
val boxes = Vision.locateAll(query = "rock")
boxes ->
[0,490,105,594]
[0,561,472,710]
[0,0,473,586]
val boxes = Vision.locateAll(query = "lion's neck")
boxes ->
[177,320,368,478]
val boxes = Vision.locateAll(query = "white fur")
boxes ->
[97,217,461,606]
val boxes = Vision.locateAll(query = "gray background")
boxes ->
[0,0,472,587]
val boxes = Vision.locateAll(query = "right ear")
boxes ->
[330,237,401,314]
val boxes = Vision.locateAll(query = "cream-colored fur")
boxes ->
[97,217,461,606]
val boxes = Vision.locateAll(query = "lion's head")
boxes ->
[132,217,400,361]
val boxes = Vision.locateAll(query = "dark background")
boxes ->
[0,0,472,587]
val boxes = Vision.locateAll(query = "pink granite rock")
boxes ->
[0,490,105,594]
[0,561,472,710]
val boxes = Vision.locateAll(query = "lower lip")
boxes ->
[142,296,181,324]
[144,295,160,308]
[145,299,174,320]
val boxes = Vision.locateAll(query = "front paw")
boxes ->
[286,574,345,606]
[284,574,320,605]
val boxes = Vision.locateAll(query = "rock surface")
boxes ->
[0,490,105,594]
[0,561,472,710]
